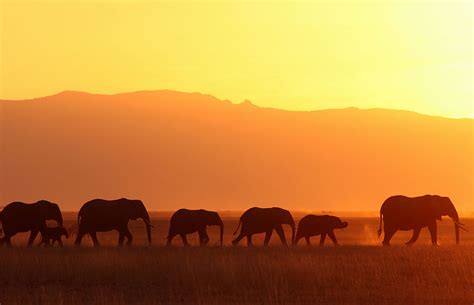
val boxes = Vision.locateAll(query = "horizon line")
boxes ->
[56,210,474,216]
[2,89,473,120]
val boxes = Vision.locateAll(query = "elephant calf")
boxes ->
[38,226,69,247]
[294,215,348,246]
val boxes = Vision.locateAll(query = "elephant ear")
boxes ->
[37,201,50,222]
[197,210,208,226]
[428,195,443,221]
[124,200,140,220]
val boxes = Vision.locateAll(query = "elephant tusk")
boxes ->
[453,220,468,231]
[452,219,464,226]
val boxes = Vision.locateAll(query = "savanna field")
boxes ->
[0,213,473,305]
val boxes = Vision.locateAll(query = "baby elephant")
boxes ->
[295,215,348,246]
[38,227,69,247]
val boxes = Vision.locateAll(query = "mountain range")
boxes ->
[1,90,472,211]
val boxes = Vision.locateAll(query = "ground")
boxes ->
[0,214,472,305]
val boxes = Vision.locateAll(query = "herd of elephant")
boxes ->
[0,195,468,248]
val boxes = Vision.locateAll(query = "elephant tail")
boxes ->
[377,211,383,238]
[233,219,242,236]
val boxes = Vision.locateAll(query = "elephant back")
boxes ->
[298,215,325,229]
[78,199,118,223]
[240,207,264,220]
[170,209,192,224]
[1,202,32,218]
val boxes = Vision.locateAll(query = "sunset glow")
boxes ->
[1,0,472,117]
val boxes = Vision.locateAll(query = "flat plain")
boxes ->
[0,213,473,305]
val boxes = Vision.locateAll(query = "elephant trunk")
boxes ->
[451,211,460,245]
[56,212,64,228]
[290,222,295,245]
[142,213,152,246]
[146,222,152,246]
[219,223,224,246]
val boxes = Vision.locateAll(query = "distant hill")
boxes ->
[1,90,473,211]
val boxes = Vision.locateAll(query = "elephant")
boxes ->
[75,198,152,247]
[294,215,348,246]
[38,226,69,247]
[232,207,295,246]
[0,200,63,247]
[378,195,467,246]
[167,209,223,246]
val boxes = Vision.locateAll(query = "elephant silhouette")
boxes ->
[0,200,64,247]
[232,207,295,246]
[167,209,223,246]
[378,195,467,246]
[75,198,152,247]
[294,215,348,246]
[38,226,69,247]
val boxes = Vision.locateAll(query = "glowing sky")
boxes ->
[1,0,472,117]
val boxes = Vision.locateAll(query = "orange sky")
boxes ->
[1,90,473,212]
[1,0,472,118]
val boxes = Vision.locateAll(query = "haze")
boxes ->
[1,91,472,212]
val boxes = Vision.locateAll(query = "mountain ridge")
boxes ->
[1,90,472,211]
[1,90,471,120]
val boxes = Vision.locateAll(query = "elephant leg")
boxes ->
[275,225,287,245]
[58,239,64,247]
[328,231,339,246]
[294,235,302,246]
[232,233,246,246]
[90,232,100,247]
[319,233,327,246]
[263,229,273,246]
[167,233,177,246]
[37,235,48,247]
[27,230,39,247]
[427,221,438,246]
[44,238,51,248]
[180,234,189,246]
[4,236,12,247]
[75,231,85,246]
[118,232,125,247]
[406,227,422,246]
[125,229,133,246]
[198,228,209,246]
[246,234,253,247]
[305,236,311,246]
[382,226,396,246]
[0,234,12,247]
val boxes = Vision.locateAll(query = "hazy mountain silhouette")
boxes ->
[1,90,472,211]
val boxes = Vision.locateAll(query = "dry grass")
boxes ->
[0,216,473,305]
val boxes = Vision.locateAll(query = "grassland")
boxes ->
[0,214,473,305]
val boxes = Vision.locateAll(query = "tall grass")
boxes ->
[0,216,473,305]
[0,246,472,305]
